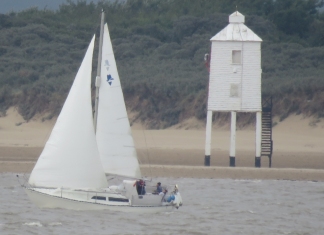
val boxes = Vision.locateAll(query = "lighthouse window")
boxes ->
[230,83,239,97]
[232,50,241,64]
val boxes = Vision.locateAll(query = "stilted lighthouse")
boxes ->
[204,11,262,167]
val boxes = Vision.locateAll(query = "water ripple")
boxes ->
[0,174,324,234]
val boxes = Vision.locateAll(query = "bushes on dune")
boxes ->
[0,0,324,127]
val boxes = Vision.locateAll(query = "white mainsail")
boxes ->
[96,23,141,179]
[28,36,108,189]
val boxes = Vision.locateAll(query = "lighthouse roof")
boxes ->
[210,11,262,42]
[229,11,245,23]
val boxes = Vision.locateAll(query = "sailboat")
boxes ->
[24,11,182,212]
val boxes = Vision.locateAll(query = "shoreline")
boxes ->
[141,165,324,181]
[1,145,324,181]
[2,161,324,182]
[2,146,324,169]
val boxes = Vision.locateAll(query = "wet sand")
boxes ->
[1,146,324,181]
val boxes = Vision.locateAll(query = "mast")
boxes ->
[93,9,105,132]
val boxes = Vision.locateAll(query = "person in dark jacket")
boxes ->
[133,179,146,195]
[153,182,162,194]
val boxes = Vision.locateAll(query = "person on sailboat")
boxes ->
[133,179,146,195]
[159,189,167,196]
[153,182,162,194]
[159,189,168,202]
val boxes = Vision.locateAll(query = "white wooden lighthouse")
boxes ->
[204,11,262,167]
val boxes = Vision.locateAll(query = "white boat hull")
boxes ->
[25,188,175,213]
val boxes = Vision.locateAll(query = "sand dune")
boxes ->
[1,108,324,180]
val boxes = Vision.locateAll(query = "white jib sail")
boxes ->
[96,23,141,179]
[28,36,108,189]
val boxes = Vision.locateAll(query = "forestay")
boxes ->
[96,24,141,179]
[28,36,108,189]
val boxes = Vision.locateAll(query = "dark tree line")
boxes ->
[0,0,324,127]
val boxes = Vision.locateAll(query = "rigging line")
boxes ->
[24,14,101,176]
[16,174,26,187]
[147,129,169,181]
[12,106,31,179]
[25,115,56,182]
[16,175,22,187]
[21,124,46,182]
[22,13,103,184]
[141,126,153,181]
[147,122,168,178]
[22,173,29,186]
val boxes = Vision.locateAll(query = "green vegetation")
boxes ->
[0,0,324,128]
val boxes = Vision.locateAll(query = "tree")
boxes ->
[268,0,324,38]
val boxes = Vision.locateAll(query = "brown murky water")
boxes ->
[1,173,324,234]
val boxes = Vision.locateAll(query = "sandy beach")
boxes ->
[1,108,324,181]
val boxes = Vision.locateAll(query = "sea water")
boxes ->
[1,173,324,235]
